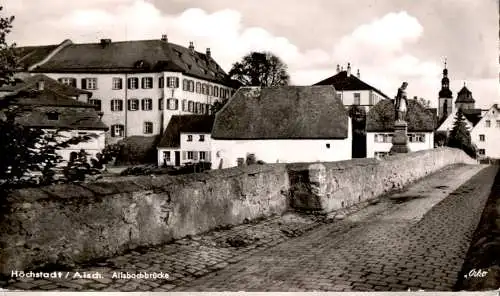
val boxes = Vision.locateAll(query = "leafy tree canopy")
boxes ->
[229,51,290,87]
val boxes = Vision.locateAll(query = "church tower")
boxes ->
[438,59,453,121]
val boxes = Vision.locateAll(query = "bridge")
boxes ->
[0,148,498,291]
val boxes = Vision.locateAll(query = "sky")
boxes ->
[3,0,499,109]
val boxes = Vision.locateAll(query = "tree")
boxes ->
[0,7,106,190]
[447,108,476,158]
[0,6,17,87]
[414,97,431,108]
[228,51,290,87]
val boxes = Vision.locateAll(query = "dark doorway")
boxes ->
[175,151,181,166]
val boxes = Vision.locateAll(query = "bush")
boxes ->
[114,135,161,165]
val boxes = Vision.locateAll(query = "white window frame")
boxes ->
[479,134,485,142]
[112,77,122,90]
[485,120,491,127]
[353,93,361,105]
[111,99,123,111]
[142,77,153,89]
[199,151,206,160]
[128,77,139,89]
[112,125,124,137]
[199,134,205,142]
[59,77,76,87]
[187,151,194,160]
[89,99,101,111]
[142,98,153,111]
[84,78,97,90]
[187,135,193,142]
[163,151,171,162]
[143,122,153,134]
[128,99,139,111]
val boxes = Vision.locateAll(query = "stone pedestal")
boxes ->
[389,120,410,154]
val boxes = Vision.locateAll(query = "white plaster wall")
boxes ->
[367,132,434,158]
[211,139,351,169]
[471,107,500,159]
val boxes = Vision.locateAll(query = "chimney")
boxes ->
[336,64,340,73]
[161,34,168,42]
[347,62,351,77]
[206,48,211,58]
[189,41,195,53]
[37,80,44,91]
[357,69,360,78]
[100,38,111,48]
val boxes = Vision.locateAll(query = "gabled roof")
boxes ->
[366,99,435,132]
[313,71,391,99]
[0,74,91,97]
[0,89,107,130]
[19,39,232,85]
[14,44,59,70]
[2,89,94,108]
[461,108,483,126]
[456,86,475,103]
[212,86,349,139]
[158,115,215,148]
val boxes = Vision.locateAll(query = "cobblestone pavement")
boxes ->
[0,164,496,292]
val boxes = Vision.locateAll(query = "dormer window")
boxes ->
[47,111,59,121]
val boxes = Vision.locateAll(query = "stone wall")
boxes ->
[0,164,290,275]
[289,147,477,212]
[0,148,476,275]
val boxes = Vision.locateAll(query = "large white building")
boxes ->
[15,37,236,145]
[366,100,435,159]
[313,63,390,112]
[211,86,352,169]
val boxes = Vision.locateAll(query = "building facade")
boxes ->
[157,115,214,167]
[0,79,108,162]
[15,37,235,145]
[211,86,352,169]
[313,63,390,112]
[366,100,435,159]
[471,104,500,159]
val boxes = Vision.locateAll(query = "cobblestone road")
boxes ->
[1,164,496,292]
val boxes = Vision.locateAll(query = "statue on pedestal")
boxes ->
[394,82,408,122]
[389,82,410,154]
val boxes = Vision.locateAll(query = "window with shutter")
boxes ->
[112,78,122,90]
[141,98,152,111]
[111,99,123,111]
[128,78,138,89]
[214,86,219,97]
[89,99,102,111]
[175,77,180,88]
[159,77,164,88]
[189,80,194,92]
[182,99,186,111]
[174,99,179,110]
[159,98,164,110]
[196,82,201,93]
[182,79,188,91]
[128,99,139,111]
